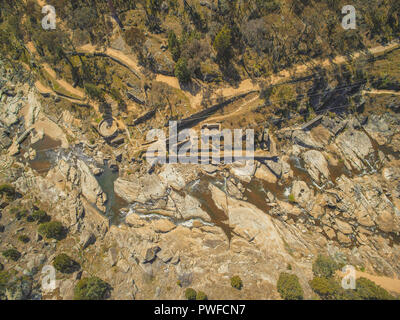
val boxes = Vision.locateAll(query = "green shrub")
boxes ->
[0,262,3,271]
[174,58,191,83]
[10,207,28,220]
[2,249,21,261]
[53,254,79,274]
[355,277,395,300]
[277,272,303,300]
[168,30,180,62]
[196,291,208,300]
[230,276,243,290]
[185,288,197,300]
[0,184,15,197]
[31,210,50,223]
[310,276,395,300]
[312,254,338,278]
[0,270,11,298]
[213,25,232,61]
[17,235,30,243]
[84,83,104,101]
[309,277,342,300]
[74,277,111,300]
[38,221,65,240]
[288,194,295,203]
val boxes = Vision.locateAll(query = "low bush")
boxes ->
[17,235,30,243]
[53,254,80,274]
[0,184,15,197]
[312,254,339,278]
[31,210,50,223]
[230,276,243,290]
[310,276,395,300]
[38,221,65,240]
[277,272,304,300]
[196,291,208,300]
[355,277,395,300]
[74,277,111,300]
[309,277,342,300]
[2,249,21,261]
[9,208,28,220]
[185,288,197,300]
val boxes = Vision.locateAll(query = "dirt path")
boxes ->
[202,94,260,124]
[34,81,52,95]
[42,64,85,98]
[26,41,85,99]
[356,271,400,295]
[81,40,398,110]
[363,89,400,96]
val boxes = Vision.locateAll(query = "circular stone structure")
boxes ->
[98,118,118,138]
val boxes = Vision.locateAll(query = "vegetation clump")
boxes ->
[230,275,243,290]
[196,291,208,300]
[74,277,111,300]
[31,210,50,223]
[174,58,191,83]
[38,221,65,240]
[185,288,197,300]
[17,235,30,243]
[2,249,21,261]
[213,25,232,61]
[53,254,80,274]
[0,184,15,198]
[277,272,304,300]
[312,254,339,278]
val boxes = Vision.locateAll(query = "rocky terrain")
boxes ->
[1,58,400,300]
[1,0,400,300]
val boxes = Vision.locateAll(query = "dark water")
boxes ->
[20,134,62,175]
[186,174,234,242]
[96,163,128,225]
[244,177,288,212]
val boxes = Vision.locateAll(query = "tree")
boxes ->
[74,277,111,300]
[312,255,339,278]
[168,30,181,62]
[174,58,191,83]
[213,25,232,61]
[277,272,303,300]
